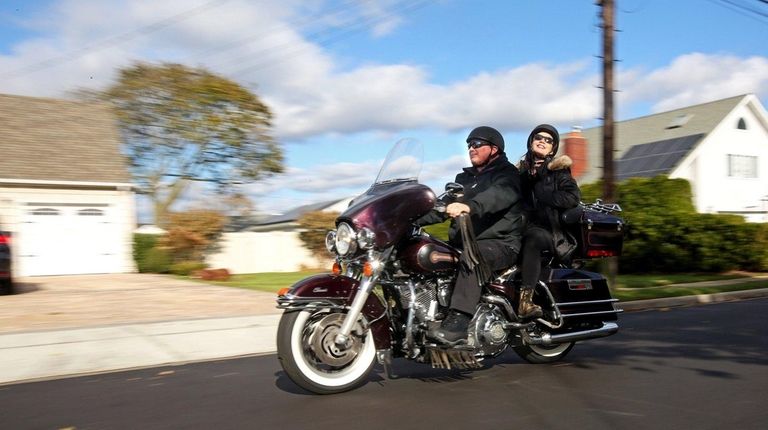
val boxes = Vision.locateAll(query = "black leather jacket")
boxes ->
[420,153,524,252]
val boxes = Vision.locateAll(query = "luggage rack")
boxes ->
[582,199,622,214]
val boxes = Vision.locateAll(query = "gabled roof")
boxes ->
[0,93,132,185]
[575,94,751,184]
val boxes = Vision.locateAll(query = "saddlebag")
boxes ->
[544,268,620,323]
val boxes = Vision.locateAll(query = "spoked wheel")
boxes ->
[513,342,574,364]
[276,308,376,394]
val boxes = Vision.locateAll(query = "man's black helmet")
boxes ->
[467,126,504,152]
[527,123,560,156]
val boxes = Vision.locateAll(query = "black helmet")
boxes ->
[527,123,560,156]
[467,126,504,153]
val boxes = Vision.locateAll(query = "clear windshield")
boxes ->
[374,138,423,185]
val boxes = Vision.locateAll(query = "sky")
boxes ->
[1,0,767,222]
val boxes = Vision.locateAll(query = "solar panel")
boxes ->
[616,134,704,180]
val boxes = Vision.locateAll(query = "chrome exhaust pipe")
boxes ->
[527,322,619,345]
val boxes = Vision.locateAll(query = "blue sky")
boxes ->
[1,0,767,221]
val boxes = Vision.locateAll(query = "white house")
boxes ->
[205,198,352,273]
[565,94,768,222]
[0,94,136,276]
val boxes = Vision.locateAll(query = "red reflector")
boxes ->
[586,249,616,258]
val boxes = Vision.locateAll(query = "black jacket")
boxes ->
[420,153,524,252]
[519,155,581,257]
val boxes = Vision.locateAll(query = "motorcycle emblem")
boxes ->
[568,279,593,291]
[312,287,328,293]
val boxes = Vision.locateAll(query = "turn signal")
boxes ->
[277,287,290,296]
[332,262,341,275]
[363,262,374,277]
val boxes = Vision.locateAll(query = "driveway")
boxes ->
[0,273,279,334]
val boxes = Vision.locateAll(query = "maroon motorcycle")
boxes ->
[276,139,624,394]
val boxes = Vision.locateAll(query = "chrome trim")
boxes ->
[405,280,416,351]
[561,309,624,318]
[527,322,619,345]
[556,298,619,307]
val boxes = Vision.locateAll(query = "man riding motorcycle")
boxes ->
[417,126,525,343]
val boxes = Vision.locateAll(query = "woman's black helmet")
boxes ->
[467,126,504,153]
[527,123,560,156]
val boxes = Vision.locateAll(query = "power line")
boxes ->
[227,0,434,78]
[706,0,768,24]
[1,0,230,80]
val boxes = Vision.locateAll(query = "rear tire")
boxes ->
[276,308,376,394]
[513,342,574,364]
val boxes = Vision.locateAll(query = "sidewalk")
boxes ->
[1,273,767,385]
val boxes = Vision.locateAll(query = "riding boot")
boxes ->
[518,288,543,319]
[427,309,471,344]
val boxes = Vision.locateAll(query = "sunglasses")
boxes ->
[533,134,554,145]
[467,139,491,149]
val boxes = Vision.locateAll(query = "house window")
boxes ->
[727,154,757,178]
[736,118,747,130]
[78,209,104,216]
[30,208,60,216]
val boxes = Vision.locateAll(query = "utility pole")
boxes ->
[600,0,616,202]
[598,0,618,286]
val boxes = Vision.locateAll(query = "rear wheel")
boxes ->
[513,342,574,364]
[276,308,376,394]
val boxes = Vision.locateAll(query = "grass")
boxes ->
[193,270,768,302]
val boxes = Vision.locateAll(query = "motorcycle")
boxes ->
[276,139,624,394]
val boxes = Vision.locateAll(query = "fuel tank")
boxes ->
[399,236,459,274]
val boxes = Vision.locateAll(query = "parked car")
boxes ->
[0,231,12,295]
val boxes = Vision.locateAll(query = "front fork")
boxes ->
[334,249,391,347]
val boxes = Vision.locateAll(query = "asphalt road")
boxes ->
[2,298,767,430]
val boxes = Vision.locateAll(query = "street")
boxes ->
[2,298,767,430]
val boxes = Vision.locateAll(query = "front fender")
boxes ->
[277,274,392,349]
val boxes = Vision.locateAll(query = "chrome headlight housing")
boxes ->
[334,222,357,256]
[357,227,376,250]
[325,230,337,253]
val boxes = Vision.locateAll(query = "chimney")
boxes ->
[564,126,587,179]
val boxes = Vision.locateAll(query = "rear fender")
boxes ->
[277,274,392,349]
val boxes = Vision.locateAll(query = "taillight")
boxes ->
[586,249,616,258]
[0,234,8,245]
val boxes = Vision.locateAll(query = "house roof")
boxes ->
[574,94,751,184]
[0,93,132,185]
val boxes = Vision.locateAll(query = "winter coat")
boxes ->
[419,153,524,252]
[519,155,581,259]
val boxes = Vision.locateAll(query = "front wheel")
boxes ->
[276,308,376,394]
[513,342,574,364]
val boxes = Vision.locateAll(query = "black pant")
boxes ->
[450,239,518,315]
[521,226,554,290]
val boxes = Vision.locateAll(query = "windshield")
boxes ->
[374,138,423,185]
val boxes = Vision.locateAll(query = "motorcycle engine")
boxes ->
[396,280,439,322]
[467,304,509,357]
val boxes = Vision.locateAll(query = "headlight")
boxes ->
[357,227,376,250]
[325,230,337,253]
[335,222,357,256]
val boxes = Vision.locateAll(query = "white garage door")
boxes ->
[17,203,123,276]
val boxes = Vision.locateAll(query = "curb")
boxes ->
[619,287,768,312]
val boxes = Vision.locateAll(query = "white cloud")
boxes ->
[618,53,768,113]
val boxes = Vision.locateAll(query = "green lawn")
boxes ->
[193,270,767,302]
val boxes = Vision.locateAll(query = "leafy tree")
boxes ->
[159,209,226,263]
[297,211,339,257]
[104,62,284,224]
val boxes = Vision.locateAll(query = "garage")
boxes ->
[0,93,137,278]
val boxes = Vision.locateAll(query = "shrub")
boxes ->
[170,261,208,276]
[159,209,226,263]
[140,247,172,273]
[133,233,158,271]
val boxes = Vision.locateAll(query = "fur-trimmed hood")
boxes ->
[517,154,573,172]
